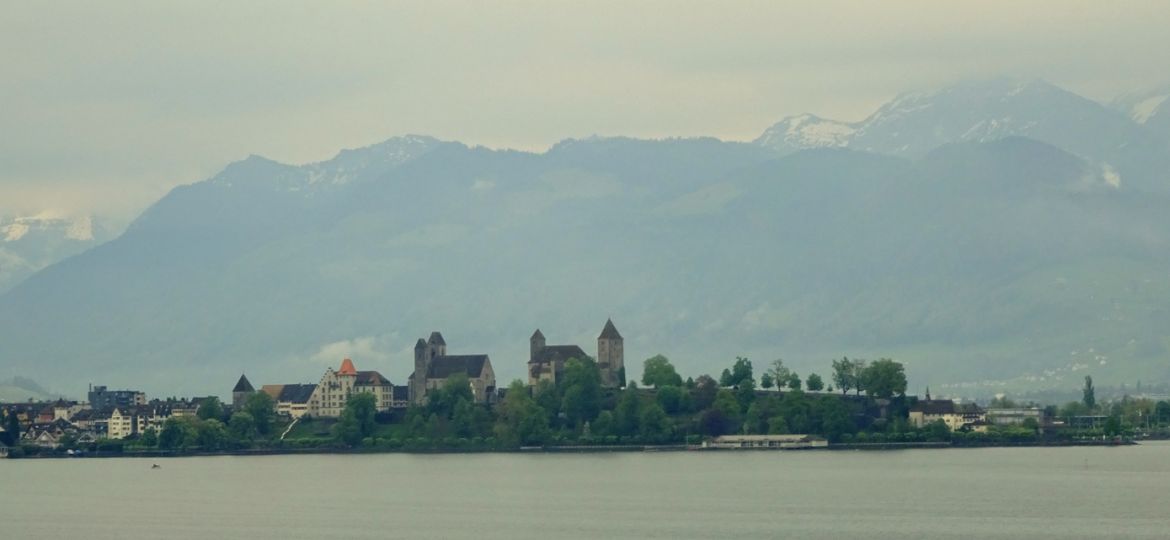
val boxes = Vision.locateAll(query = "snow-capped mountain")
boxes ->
[756,78,1169,191]
[752,114,855,153]
[0,213,108,292]
[205,135,444,193]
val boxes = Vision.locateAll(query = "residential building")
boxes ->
[261,384,317,419]
[987,408,1045,427]
[909,399,987,431]
[88,385,145,411]
[409,332,496,405]
[107,407,148,439]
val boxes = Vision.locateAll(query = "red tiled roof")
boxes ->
[339,358,357,375]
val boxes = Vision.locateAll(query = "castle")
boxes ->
[528,319,624,387]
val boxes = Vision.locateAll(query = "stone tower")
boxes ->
[412,338,428,404]
[232,374,254,410]
[530,329,546,362]
[597,319,624,387]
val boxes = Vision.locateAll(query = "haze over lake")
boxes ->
[4,444,1169,539]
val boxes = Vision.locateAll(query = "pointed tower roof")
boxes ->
[428,331,446,346]
[599,318,622,340]
[531,329,545,340]
[232,374,254,393]
[415,338,427,350]
[339,358,357,375]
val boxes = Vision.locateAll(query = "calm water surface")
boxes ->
[3,443,1169,539]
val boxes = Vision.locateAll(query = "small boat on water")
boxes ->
[151,464,161,469]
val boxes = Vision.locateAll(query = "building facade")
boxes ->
[87,385,146,411]
[409,332,496,405]
[306,358,396,418]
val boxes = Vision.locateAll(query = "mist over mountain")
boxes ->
[2,79,1169,398]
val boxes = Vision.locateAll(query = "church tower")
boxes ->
[412,338,428,404]
[530,329,546,362]
[597,319,624,387]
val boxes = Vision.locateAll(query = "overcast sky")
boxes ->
[2,1,1168,222]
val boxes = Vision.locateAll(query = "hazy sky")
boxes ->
[2,1,1168,222]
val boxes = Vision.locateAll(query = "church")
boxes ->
[408,332,497,405]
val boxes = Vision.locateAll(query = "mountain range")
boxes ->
[1,78,1168,399]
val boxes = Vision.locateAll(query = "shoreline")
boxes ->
[4,439,1136,460]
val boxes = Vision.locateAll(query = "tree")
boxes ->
[639,403,670,443]
[851,359,868,396]
[735,378,756,412]
[1103,415,1121,437]
[560,358,602,427]
[818,397,856,442]
[712,389,742,431]
[760,373,775,389]
[692,375,718,410]
[731,357,754,386]
[244,391,276,436]
[158,418,186,450]
[1155,401,1170,425]
[719,369,734,387]
[614,384,642,437]
[806,373,824,392]
[767,359,791,391]
[656,385,685,414]
[197,397,223,421]
[228,412,256,441]
[860,359,907,399]
[141,427,158,447]
[2,411,19,446]
[334,409,363,447]
[196,419,228,450]
[346,392,378,437]
[428,373,474,417]
[494,381,550,447]
[786,373,801,391]
[832,358,854,395]
[641,355,683,388]
[1083,376,1096,410]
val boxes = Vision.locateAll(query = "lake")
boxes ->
[3,443,1169,539]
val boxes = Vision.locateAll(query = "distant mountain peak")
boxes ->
[754,113,856,151]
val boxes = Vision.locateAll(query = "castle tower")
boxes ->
[597,318,624,387]
[428,331,447,358]
[232,374,254,410]
[530,329,546,362]
[412,338,428,404]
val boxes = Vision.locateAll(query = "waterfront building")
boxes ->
[306,358,396,417]
[909,399,987,431]
[409,332,496,405]
[596,319,625,387]
[260,384,317,419]
[703,434,828,449]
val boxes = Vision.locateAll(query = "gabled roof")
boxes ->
[415,338,427,350]
[428,331,446,346]
[911,400,957,415]
[531,329,545,340]
[530,345,589,365]
[339,358,357,375]
[233,374,254,393]
[355,371,391,386]
[277,384,317,404]
[426,355,490,379]
[599,318,622,340]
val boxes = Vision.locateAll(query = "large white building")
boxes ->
[307,358,398,417]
